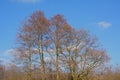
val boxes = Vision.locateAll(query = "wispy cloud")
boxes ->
[97,21,112,29]
[4,49,16,54]
[0,49,15,64]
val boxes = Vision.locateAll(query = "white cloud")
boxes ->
[0,58,11,64]
[4,49,16,54]
[97,21,112,29]
[0,49,16,64]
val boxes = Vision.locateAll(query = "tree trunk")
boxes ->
[40,35,46,80]
[56,44,59,80]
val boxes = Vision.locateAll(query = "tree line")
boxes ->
[0,11,115,80]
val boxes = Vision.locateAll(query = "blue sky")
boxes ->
[0,0,120,65]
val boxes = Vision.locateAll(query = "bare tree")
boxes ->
[15,11,50,80]
[16,22,35,80]
[49,14,72,80]
[29,11,50,80]
[59,29,110,80]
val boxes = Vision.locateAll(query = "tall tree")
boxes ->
[16,11,49,80]
[50,14,72,80]
[30,11,49,80]
[16,24,35,80]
